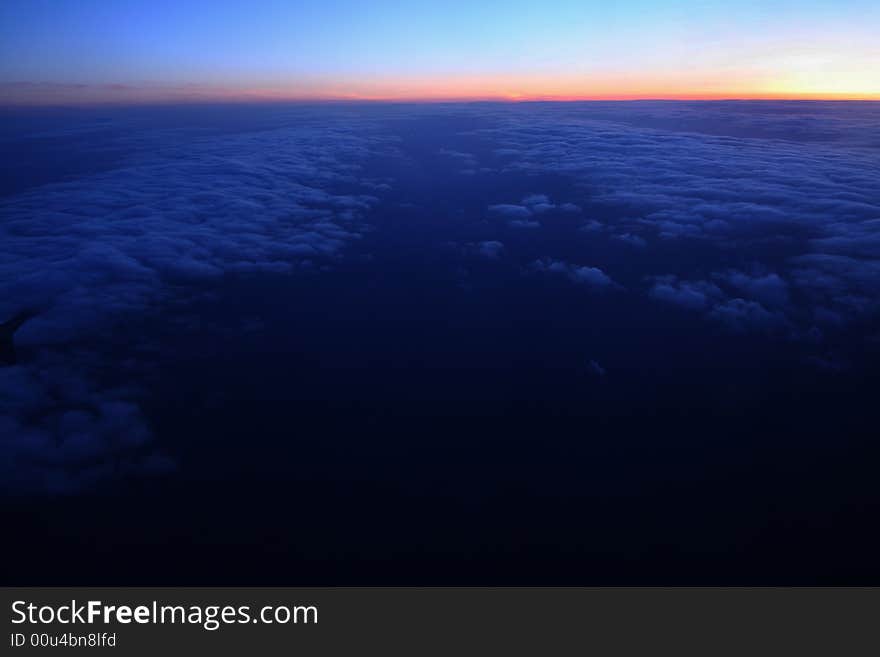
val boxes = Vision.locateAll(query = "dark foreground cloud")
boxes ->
[4,101,879,491]
[0,114,396,493]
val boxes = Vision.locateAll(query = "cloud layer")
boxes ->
[3,100,879,493]
[0,111,396,493]
[471,101,880,336]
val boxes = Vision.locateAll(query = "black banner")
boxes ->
[2,588,878,655]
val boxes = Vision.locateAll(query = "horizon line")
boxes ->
[3,94,880,109]
[3,79,879,107]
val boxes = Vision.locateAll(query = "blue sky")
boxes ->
[1,0,878,101]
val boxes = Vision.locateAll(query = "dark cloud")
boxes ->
[717,270,790,308]
[706,298,790,334]
[530,259,615,289]
[439,148,480,174]
[0,356,173,495]
[4,100,879,493]
[612,232,648,248]
[508,218,542,229]
[521,194,555,213]
[649,276,724,311]
[649,273,793,334]
[488,203,532,219]
[469,101,880,331]
[490,193,582,226]
[462,240,505,259]
[475,240,505,259]
[522,194,551,206]
[579,220,603,233]
[0,113,395,493]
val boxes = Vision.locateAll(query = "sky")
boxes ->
[0,0,878,104]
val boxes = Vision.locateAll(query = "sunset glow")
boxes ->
[1,0,877,105]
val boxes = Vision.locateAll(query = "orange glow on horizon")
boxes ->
[3,71,879,105]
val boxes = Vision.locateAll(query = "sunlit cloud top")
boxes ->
[1,0,878,104]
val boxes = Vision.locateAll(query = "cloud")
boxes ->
[508,218,542,229]
[462,240,505,259]
[579,220,603,232]
[649,276,724,311]
[488,203,532,218]
[4,100,880,491]
[612,232,648,248]
[439,148,479,174]
[476,240,505,259]
[468,101,880,332]
[0,111,395,493]
[530,259,615,288]
[521,194,555,213]
[0,355,174,495]
[717,270,790,308]
[649,274,792,335]
[522,194,551,206]
[707,298,790,334]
